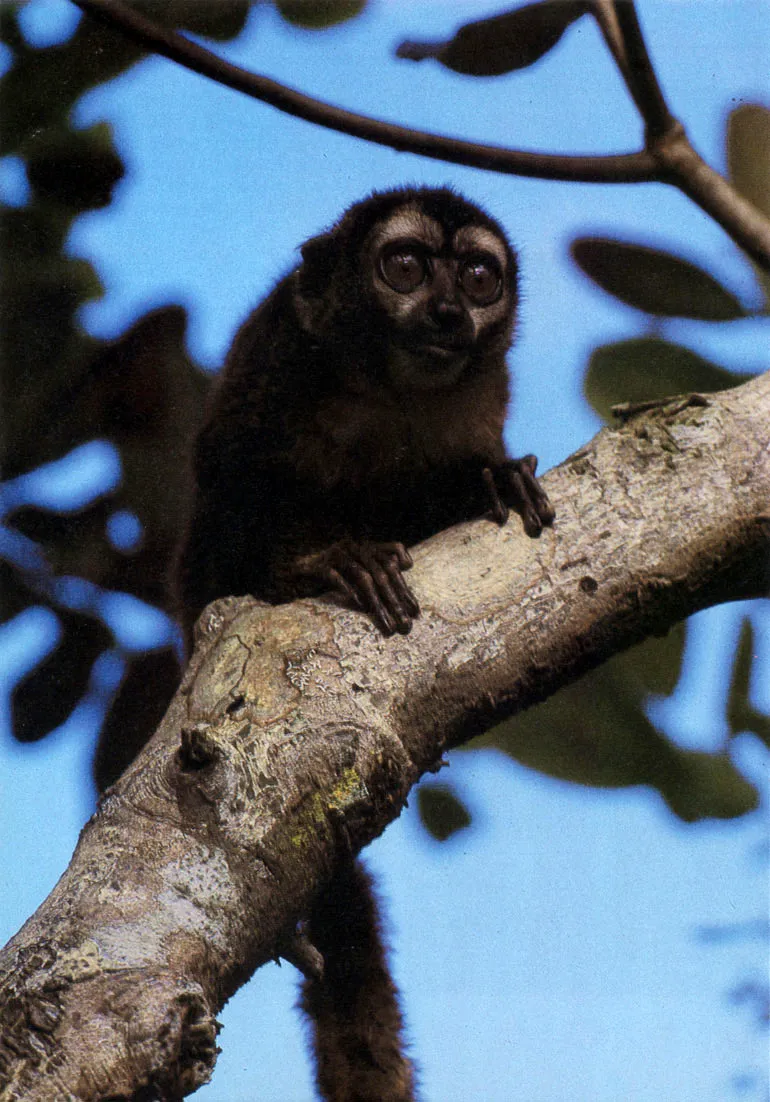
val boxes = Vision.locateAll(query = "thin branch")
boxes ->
[70,0,770,271]
[71,0,657,183]
[655,125,770,273]
[602,0,676,137]
[590,0,770,271]
[591,0,634,91]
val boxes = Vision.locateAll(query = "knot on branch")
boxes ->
[171,991,221,1094]
[178,723,221,771]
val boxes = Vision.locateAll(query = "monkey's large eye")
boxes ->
[459,256,502,305]
[379,245,428,293]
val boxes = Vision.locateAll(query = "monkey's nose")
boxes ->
[431,300,464,331]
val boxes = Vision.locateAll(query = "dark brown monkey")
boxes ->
[175,186,553,1101]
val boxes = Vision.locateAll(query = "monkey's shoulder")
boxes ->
[194,276,308,452]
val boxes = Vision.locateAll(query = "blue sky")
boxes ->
[1,2,769,1100]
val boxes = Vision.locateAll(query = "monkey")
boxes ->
[175,186,554,1101]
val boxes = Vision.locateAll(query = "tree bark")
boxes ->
[1,374,768,1100]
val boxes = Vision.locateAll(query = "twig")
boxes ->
[591,1,633,95]
[591,0,770,270]
[611,393,710,422]
[603,0,676,138]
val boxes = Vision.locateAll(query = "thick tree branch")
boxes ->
[1,374,768,1099]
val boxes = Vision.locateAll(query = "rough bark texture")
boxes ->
[1,375,768,1100]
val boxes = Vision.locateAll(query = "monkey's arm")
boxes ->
[179,450,420,639]
[174,407,285,643]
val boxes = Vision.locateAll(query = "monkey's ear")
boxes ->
[298,231,340,299]
[294,231,343,337]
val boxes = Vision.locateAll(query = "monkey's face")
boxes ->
[366,204,514,391]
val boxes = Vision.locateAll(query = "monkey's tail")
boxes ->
[300,858,417,1102]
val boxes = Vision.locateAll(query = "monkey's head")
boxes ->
[294,187,518,392]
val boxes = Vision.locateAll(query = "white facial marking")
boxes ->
[452,226,511,339]
[453,225,509,271]
[368,205,445,255]
[367,206,444,321]
[367,205,514,383]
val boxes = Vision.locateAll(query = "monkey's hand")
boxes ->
[294,540,420,636]
[482,455,555,537]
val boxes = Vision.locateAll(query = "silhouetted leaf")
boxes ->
[11,500,113,553]
[3,306,208,749]
[11,611,112,742]
[473,624,759,822]
[727,619,770,749]
[571,238,748,320]
[728,104,770,222]
[417,783,472,842]
[728,980,770,1028]
[94,647,182,789]
[0,0,231,764]
[1,2,251,155]
[583,337,742,421]
[160,0,252,39]
[727,103,770,305]
[25,123,124,211]
[4,306,208,577]
[397,0,588,77]
[1,27,141,155]
[0,564,30,623]
[275,0,365,29]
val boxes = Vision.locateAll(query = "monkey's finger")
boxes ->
[482,467,509,526]
[357,546,416,631]
[369,565,414,635]
[515,464,555,527]
[506,468,544,536]
[325,567,364,612]
[377,541,413,571]
[349,563,400,636]
[357,559,414,635]
[381,556,420,620]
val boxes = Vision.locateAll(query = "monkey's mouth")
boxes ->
[387,342,469,390]
[405,333,471,363]
[419,342,464,360]
[405,339,472,380]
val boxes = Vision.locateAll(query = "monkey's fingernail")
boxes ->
[526,511,543,536]
[378,611,396,635]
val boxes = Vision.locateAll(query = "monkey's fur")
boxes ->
[176,187,553,1101]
